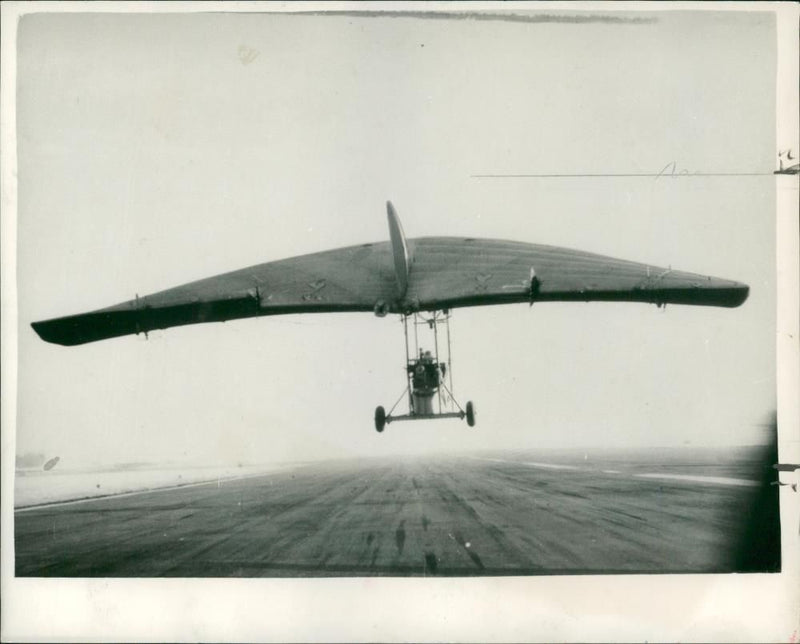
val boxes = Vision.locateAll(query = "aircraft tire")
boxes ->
[375,406,386,433]
[466,401,476,427]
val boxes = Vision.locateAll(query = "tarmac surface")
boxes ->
[14,452,766,577]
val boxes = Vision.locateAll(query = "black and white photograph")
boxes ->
[2,2,798,641]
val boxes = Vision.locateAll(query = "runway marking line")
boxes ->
[14,469,284,513]
[466,457,760,488]
[634,473,761,488]
[522,461,580,471]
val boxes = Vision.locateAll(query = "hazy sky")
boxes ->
[15,10,776,467]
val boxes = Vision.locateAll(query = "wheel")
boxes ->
[375,406,386,433]
[466,401,476,427]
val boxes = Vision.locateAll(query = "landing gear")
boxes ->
[375,311,475,430]
[375,406,386,433]
[466,401,476,427]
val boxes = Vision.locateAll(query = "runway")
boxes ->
[14,451,771,577]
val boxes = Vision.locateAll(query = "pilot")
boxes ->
[409,359,426,391]
[422,351,439,389]
[409,350,441,391]
[411,362,426,390]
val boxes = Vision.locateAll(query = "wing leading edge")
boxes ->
[32,206,748,346]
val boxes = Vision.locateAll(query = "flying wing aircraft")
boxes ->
[32,202,749,431]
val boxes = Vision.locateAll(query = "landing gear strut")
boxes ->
[374,310,475,432]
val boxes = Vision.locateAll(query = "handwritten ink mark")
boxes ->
[655,161,696,180]
[776,149,800,175]
[474,164,767,179]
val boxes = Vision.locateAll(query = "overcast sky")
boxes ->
[15,9,776,467]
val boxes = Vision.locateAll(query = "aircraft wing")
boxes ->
[32,220,748,347]
[32,242,399,346]
[406,237,748,311]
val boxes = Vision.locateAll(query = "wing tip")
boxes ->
[674,281,749,308]
[31,319,69,346]
[30,311,135,346]
[31,318,89,346]
[728,282,750,308]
